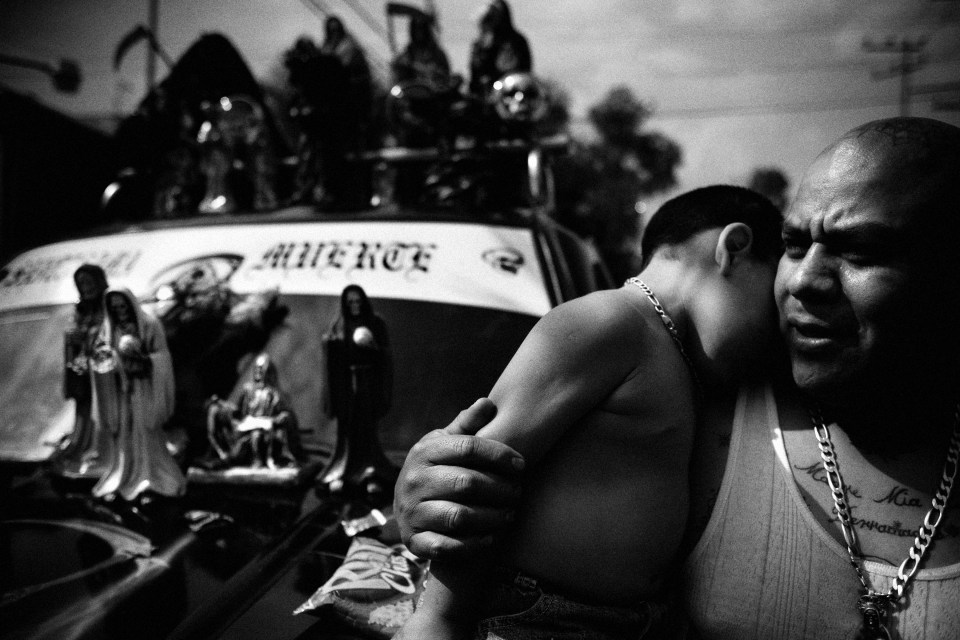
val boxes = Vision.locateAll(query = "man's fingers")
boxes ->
[443,398,498,436]
[395,465,521,520]
[405,530,495,560]
[403,500,517,559]
[413,432,525,477]
[394,400,524,554]
[413,398,524,473]
[425,465,522,505]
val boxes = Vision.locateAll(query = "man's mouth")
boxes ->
[785,317,856,353]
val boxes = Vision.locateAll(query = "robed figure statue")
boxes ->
[91,287,186,502]
[320,285,395,496]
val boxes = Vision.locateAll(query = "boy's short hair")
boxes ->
[640,185,783,269]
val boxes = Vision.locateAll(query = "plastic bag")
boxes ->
[294,536,427,638]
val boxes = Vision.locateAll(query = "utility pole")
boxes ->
[862,36,926,116]
[913,80,960,112]
[147,0,159,91]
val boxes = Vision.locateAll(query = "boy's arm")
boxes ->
[393,558,493,640]
[396,290,645,638]
[478,289,645,461]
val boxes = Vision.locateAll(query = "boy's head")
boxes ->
[640,185,783,269]
[640,185,785,386]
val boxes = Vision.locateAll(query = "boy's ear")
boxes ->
[715,223,754,274]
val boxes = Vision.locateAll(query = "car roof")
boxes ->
[71,203,543,238]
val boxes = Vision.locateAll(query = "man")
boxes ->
[394,117,960,639]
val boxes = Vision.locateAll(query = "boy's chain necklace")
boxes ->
[809,405,960,639]
[626,278,703,401]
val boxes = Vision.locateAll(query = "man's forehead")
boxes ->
[784,153,863,225]
[785,138,932,231]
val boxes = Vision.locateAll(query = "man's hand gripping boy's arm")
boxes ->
[395,293,643,638]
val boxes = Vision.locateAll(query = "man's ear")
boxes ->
[715,223,754,275]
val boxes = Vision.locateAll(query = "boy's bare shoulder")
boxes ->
[536,287,661,355]
[550,287,653,328]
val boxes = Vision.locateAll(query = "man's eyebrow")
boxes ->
[780,220,902,247]
[824,221,900,244]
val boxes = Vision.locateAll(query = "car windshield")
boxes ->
[0,217,547,463]
[0,296,537,463]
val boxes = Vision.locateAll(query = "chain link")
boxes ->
[810,405,960,604]
[626,278,704,401]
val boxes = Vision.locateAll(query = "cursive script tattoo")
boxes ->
[874,485,924,508]
[795,462,863,498]
[828,506,960,540]
[847,516,916,538]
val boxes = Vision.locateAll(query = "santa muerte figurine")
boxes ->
[90,287,186,503]
[320,285,396,497]
[55,264,114,477]
[205,352,301,470]
[468,0,532,99]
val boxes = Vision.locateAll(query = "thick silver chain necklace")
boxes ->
[626,277,703,401]
[810,406,960,639]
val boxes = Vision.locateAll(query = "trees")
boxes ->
[552,86,682,282]
[747,166,790,213]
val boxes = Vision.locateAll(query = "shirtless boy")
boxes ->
[394,185,784,639]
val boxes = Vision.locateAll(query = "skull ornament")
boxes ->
[492,72,547,122]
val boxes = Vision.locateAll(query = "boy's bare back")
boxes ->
[477,285,698,606]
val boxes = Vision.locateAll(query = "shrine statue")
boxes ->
[320,285,395,496]
[90,287,185,502]
[56,264,112,475]
[391,12,451,89]
[468,0,532,98]
[206,352,300,470]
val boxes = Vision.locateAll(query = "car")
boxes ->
[0,106,613,639]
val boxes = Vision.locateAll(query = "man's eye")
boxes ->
[782,240,807,259]
[840,249,879,265]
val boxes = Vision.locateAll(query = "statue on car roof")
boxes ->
[284,16,374,209]
[391,11,451,90]
[468,0,532,99]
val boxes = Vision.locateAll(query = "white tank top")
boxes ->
[681,383,960,639]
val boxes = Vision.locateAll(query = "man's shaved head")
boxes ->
[829,118,959,227]
[776,117,960,411]
[800,117,960,268]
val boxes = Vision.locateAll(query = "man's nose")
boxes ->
[787,244,839,300]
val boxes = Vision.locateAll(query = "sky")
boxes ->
[2,0,959,204]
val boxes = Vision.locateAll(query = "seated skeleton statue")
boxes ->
[206,353,298,470]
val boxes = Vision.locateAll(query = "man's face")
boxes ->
[774,141,945,403]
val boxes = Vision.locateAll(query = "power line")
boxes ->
[296,0,390,78]
[298,0,325,22]
[645,93,940,120]
[862,35,927,116]
[341,0,391,48]
[551,18,960,40]
[621,56,960,81]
